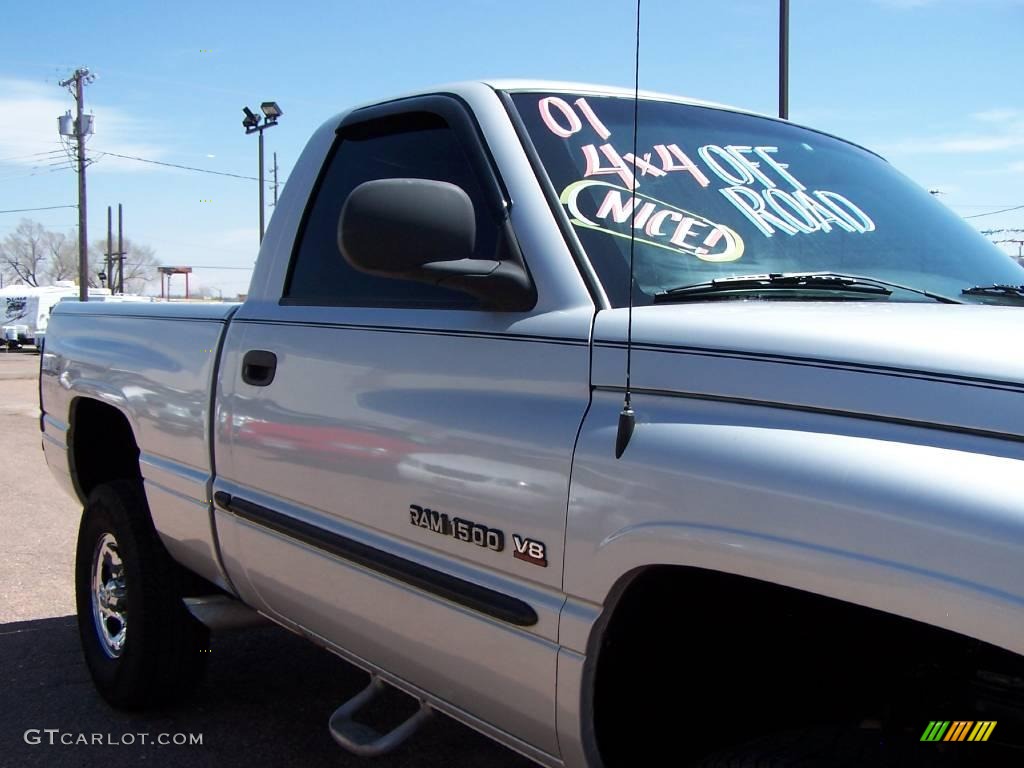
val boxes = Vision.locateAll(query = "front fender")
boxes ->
[563,391,1024,657]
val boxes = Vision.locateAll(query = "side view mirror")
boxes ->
[337,178,534,310]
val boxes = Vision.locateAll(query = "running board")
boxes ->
[328,675,433,757]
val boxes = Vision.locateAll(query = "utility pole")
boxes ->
[779,0,789,120]
[58,68,95,302]
[117,203,125,294]
[271,152,279,208]
[993,238,1024,262]
[105,206,112,289]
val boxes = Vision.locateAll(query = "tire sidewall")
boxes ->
[74,481,174,707]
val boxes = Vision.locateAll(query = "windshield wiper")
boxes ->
[653,272,961,304]
[962,284,1024,300]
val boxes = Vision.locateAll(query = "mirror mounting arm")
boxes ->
[422,259,535,311]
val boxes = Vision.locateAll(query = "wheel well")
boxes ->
[590,566,1024,765]
[69,398,142,501]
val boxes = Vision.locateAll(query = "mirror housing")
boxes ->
[337,178,534,310]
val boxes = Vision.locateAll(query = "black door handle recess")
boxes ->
[242,350,277,386]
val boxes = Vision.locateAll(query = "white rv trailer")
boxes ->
[1,283,79,349]
[1,283,153,349]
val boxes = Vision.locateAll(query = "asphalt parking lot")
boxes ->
[0,351,531,768]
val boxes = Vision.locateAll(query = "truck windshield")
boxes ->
[508,91,1024,307]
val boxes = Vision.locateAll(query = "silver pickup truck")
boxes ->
[41,81,1024,766]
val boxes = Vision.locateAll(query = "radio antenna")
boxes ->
[615,0,641,459]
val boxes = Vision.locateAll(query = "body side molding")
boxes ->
[213,492,539,627]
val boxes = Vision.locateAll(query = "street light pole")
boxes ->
[258,129,265,242]
[242,102,282,245]
[779,0,789,120]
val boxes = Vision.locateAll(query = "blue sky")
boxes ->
[1,0,1022,296]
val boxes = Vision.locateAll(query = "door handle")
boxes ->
[242,349,277,386]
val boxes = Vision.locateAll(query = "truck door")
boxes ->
[213,95,593,756]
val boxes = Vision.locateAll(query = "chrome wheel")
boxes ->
[91,532,127,658]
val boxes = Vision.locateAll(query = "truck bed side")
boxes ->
[40,300,238,589]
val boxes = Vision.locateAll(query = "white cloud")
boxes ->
[876,0,1024,6]
[879,109,1024,155]
[971,108,1023,123]
[213,226,259,251]
[0,77,167,175]
[873,0,946,8]
[966,159,1024,176]
[874,0,937,7]
[925,135,1024,153]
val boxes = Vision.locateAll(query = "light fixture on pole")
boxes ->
[242,107,259,130]
[260,101,282,121]
[242,101,282,243]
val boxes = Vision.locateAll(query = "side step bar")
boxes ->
[328,675,433,757]
[184,595,269,631]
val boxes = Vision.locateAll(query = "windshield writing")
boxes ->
[511,92,1024,305]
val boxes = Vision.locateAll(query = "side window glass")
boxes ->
[286,112,500,308]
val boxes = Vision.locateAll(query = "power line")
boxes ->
[118,263,252,269]
[0,204,78,214]
[963,204,1024,220]
[0,149,66,164]
[952,204,1021,209]
[185,264,253,270]
[0,223,78,232]
[93,150,259,181]
[0,166,74,184]
[1,148,278,185]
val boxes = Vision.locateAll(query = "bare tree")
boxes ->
[123,241,161,294]
[0,219,48,286]
[44,230,79,284]
[89,237,161,293]
[0,220,161,293]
